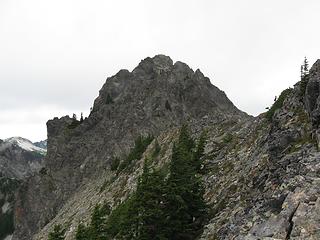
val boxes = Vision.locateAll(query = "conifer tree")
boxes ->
[303,56,309,74]
[163,126,207,240]
[300,56,310,98]
[80,112,84,123]
[75,223,90,240]
[193,130,207,172]
[48,224,65,240]
[89,203,110,239]
[135,159,166,240]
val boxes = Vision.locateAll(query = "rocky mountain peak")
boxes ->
[13,55,248,240]
[5,137,46,154]
[93,55,245,122]
[134,54,174,74]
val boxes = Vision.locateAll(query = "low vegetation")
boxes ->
[72,126,208,240]
[266,88,293,121]
[117,135,154,172]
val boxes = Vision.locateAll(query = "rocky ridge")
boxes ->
[12,55,320,240]
[13,55,246,240]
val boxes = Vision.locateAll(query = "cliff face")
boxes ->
[13,55,246,240]
[13,56,320,240]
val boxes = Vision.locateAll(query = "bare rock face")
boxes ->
[305,59,320,127]
[13,55,247,240]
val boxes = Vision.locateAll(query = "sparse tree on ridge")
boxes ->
[80,112,84,123]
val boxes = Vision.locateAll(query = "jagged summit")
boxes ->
[92,54,246,121]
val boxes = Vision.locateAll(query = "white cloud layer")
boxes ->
[0,0,320,140]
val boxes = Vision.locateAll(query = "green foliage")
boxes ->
[0,212,14,240]
[164,126,207,239]
[75,223,90,240]
[40,167,48,175]
[266,88,293,121]
[89,203,111,239]
[118,135,154,172]
[48,224,65,240]
[165,100,172,111]
[75,126,207,240]
[134,160,167,239]
[75,202,111,240]
[0,177,20,195]
[105,94,114,104]
[110,157,120,171]
[222,133,233,144]
[193,131,207,173]
[104,196,137,239]
[152,140,161,158]
[68,119,81,129]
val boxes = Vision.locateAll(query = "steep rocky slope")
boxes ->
[12,56,320,240]
[13,55,247,240]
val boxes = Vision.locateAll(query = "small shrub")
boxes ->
[0,212,14,240]
[152,140,161,158]
[118,135,154,172]
[110,157,120,171]
[165,100,172,111]
[68,119,81,129]
[266,88,293,121]
[223,133,233,144]
[40,167,47,175]
[106,94,114,104]
[48,224,65,240]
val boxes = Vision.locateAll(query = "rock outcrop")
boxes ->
[12,55,320,240]
[13,55,247,240]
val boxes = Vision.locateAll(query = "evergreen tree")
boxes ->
[80,112,84,123]
[48,224,65,240]
[76,127,207,240]
[135,160,166,240]
[106,94,114,104]
[163,126,207,240]
[303,56,309,74]
[75,223,90,240]
[193,130,207,172]
[300,57,310,98]
[89,203,110,239]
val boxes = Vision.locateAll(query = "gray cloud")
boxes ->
[1,0,320,141]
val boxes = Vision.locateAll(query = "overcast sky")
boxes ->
[1,0,320,141]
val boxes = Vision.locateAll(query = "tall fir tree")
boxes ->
[163,126,207,240]
[135,160,166,240]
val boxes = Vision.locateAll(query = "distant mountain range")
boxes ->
[0,137,46,240]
